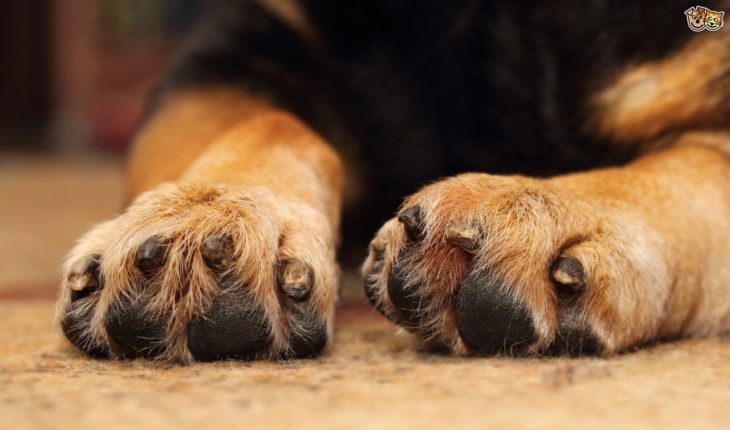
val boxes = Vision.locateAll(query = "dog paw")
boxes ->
[363,173,671,356]
[57,182,337,362]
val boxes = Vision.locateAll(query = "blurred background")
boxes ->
[0,0,201,297]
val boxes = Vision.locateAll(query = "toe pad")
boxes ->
[187,290,271,361]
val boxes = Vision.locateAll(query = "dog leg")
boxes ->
[58,88,344,362]
[363,133,730,355]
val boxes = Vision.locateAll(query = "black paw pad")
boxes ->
[363,241,401,323]
[105,299,167,358]
[364,276,399,323]
[547,325,601,356]
[62,301,108,358]
[455,270,535,355]
[285,308,328,359]
[547,299,601,356]
[187,290,271,361]
[387,267,432,330]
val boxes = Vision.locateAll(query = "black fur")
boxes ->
[145,0,720,261]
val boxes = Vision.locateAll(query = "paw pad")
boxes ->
[187,289,271,361]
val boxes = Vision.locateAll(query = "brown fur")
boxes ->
[127,88,276,199]
[58,88,344,362]
[591,32,730,145]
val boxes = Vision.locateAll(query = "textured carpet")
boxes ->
[1,300,729,430]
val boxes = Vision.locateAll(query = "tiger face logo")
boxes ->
[685,6,724,32]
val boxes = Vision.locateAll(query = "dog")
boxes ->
[686,6,709,31]
[58,0,730,361]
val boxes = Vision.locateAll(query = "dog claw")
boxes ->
[398,206,424,241]
[69,273,94,292]
[279,261,312,301]
[201,235,234,271]
[136,236,167,273]
[67,254,101,292]
[551,256,586,293]
[446,222,480,253]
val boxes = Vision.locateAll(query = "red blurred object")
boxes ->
[52,0,196,151]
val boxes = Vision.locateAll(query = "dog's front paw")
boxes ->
[363,173,671,356]
[58,182,337,362]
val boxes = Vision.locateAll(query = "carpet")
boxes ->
[1,300,729,430]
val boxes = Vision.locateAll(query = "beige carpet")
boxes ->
[1,300,729,430]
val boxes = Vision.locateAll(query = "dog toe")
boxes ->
[58,183,337,362]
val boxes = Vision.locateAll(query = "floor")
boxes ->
[1,154,730,429]
[0,153,123,296]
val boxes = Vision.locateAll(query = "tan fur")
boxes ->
[126,88,273,199]
[591,32,730,144]
[364,135,730,355]
[58,88,345,362]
